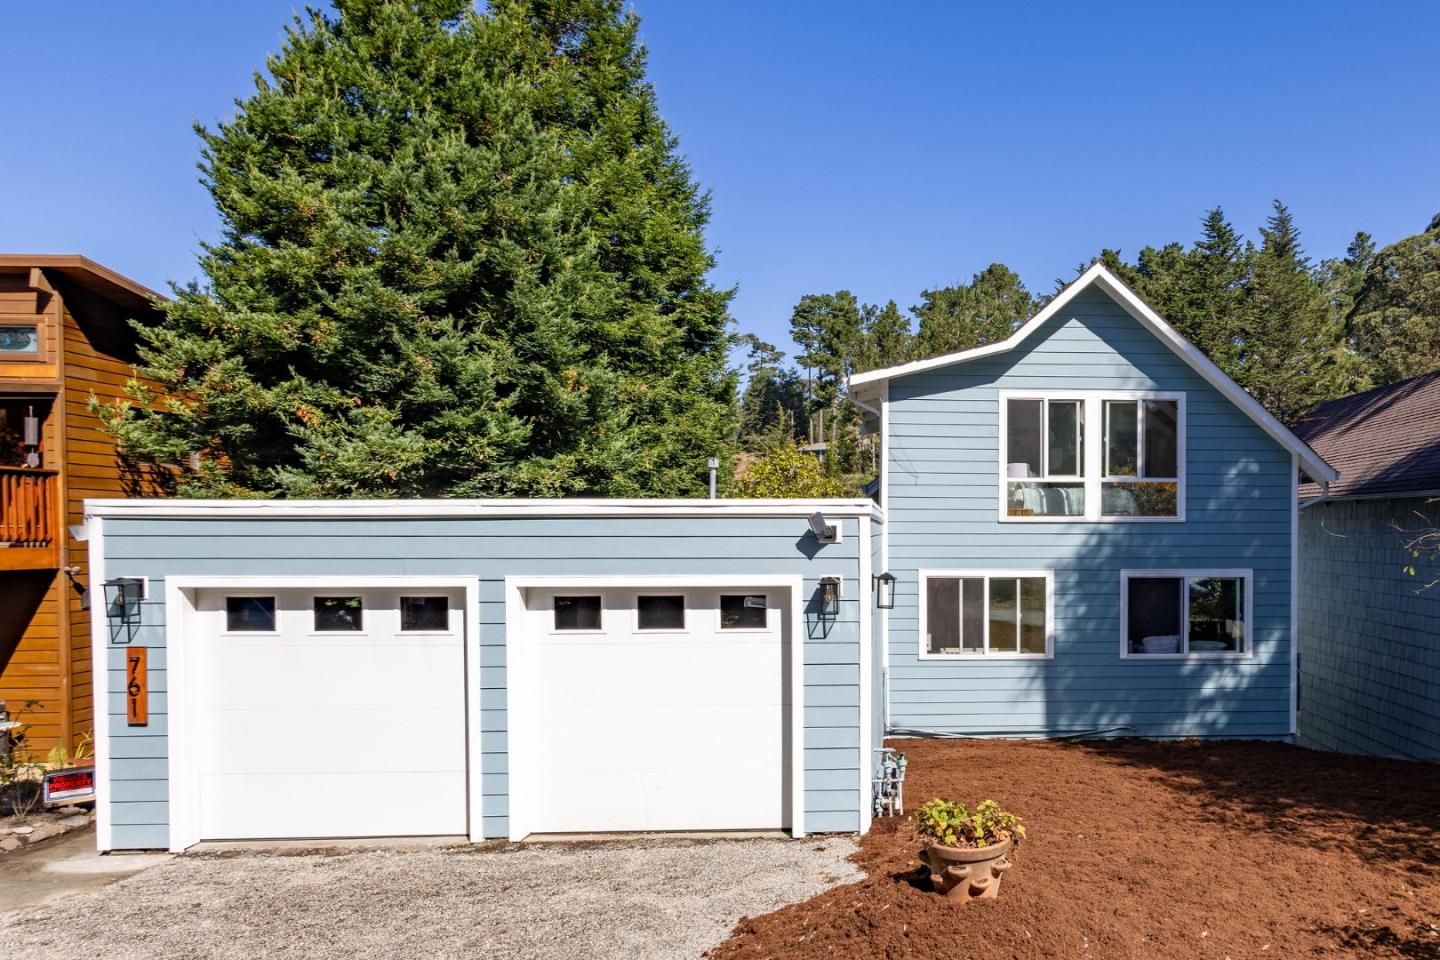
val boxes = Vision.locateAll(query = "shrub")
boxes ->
[915,798,1026,849]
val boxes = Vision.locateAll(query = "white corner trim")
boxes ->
[503,574,808,841]
[846,263,1336,484]
[857,521,873,836]
[83,497,885,522]
[1118,569,1255,661]
[1290,453,1300,736]
[85,514,111,853]
[915,569,1056,661]
[162,575,482,852]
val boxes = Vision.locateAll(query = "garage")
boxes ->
[178,582,471,841]
[509,579,800,837]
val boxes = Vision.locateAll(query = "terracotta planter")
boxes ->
[920,838,1014,902]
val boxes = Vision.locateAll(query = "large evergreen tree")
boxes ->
[1349,213,1440,383]
[912,263,1036,357]
[101,0,736,498]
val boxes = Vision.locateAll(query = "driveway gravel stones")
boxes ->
[0,836,861,960]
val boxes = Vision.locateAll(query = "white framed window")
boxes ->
[1120,569,1251,659]
[999,390,1185,522]
[918,569,1054,659]
[312,595,365,632]
[720,593,769,630]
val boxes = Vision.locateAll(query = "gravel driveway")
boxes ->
[0,836,860,960]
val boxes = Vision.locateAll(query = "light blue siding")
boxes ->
[100,511,867,848]
[885,286,1295,737]
[1299,497,1440,758]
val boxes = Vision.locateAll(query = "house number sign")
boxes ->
[126,647,148,726]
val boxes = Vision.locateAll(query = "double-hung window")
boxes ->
[920,570,1053,658]
[1121,570,1249,658]
[1000,391,1184,521]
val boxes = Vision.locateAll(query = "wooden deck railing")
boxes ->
[0,466,57,547]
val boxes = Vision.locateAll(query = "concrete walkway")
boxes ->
[0,825,169,914]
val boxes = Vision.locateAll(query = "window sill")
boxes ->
[917,652,1053,661]
[1120,652,1251,661]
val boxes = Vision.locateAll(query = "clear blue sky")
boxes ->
[2,2,1436,356]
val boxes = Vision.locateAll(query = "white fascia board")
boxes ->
[85,497,885,522]
[845,263,1338,485]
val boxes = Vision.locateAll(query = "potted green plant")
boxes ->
[914,799,1025,902]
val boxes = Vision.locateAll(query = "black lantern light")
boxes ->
[103,577,146,625]
[818,576,842,617]
[873,571,896,610]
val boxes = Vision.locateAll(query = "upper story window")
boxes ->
[1102,399,1179,518]
[0,325,40,354]
[1004,398,1085,517]
[1001,391,1184,522]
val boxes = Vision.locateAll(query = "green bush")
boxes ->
[914,798,1026,849]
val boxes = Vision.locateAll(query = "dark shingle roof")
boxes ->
[1293,370,1440,500]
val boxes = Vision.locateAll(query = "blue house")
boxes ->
[82,264,1336,851]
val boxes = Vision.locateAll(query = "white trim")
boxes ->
[996,389,1187,524]
[85,514,111,852]
[878,383,891,732]
[1290,453,1300,735]
[503,574,807,841]
[84,497,885,521]
[916,569,1056,660]
[848,263,1337,485]
[1118,569,1254,661]
[161,575,482,852]
[857,519,873,836]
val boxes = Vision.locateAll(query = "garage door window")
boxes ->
[554,595,602,631]
[400,596,449,632]
[637,595,685,631]
[720,594,767,630]
[313,596,364,632]
[226,596,276,632]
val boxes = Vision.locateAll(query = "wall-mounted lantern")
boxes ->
[873,571,896,610]
[103,578,147,641]
[819,576,842,617]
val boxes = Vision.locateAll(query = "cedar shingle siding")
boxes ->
[1299,496,1440,759]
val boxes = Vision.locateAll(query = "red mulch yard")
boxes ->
[709,738,1440,959]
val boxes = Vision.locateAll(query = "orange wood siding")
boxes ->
[59,304,166,753]
[0,570,65,750]
[0,275,59,381]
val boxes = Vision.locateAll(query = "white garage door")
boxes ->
[523,586,789,834]
[189,587,467,840]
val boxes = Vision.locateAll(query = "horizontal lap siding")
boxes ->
[887,287,1294,738]
[1299,498,1440,758]
[101,513,865,848]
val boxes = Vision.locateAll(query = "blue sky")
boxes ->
[2,2,1436,356]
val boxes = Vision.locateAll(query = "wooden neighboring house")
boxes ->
[1293,371,1440,759]
[0,255,166,758]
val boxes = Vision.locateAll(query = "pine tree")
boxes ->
[912,263,1036,358]
[1350,213,1440,383]
[789,291,864,411]
[1239,201,1342,422]
[99,0,735,498]
[857,299,912,371]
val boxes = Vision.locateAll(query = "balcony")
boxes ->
[0,466,58,571]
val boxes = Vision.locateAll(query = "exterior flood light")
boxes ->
[874,571,897,610]
[807,511,839,544]
[819,576,842,616]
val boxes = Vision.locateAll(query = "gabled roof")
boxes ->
[0,254,165,315]
[1293,370,1440,500]
[847,262,1338,485]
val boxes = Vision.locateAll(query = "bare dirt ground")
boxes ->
[710,738,1440,960]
